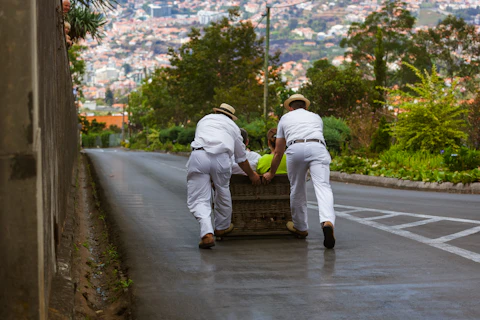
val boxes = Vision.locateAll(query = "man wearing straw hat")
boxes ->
[187,103,261,249]
[262,94,336,249]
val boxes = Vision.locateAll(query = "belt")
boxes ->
[192,147,204,151]
[287,139,325,147]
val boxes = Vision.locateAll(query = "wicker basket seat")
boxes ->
[223,174,292,236]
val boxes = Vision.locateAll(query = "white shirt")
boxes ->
[277,108,325,145]
[231,150,261,175]
[191,114,247,163]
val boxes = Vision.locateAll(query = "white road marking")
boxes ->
[432,225,480,244]
[307,202,480,264]
[393,217,443,229]
[364,214,399,221]
[158,162,187,172]
[332,204,480,225]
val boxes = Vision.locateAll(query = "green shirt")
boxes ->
[256,154,288,175]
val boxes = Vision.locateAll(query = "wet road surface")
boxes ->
[86,149,480,320]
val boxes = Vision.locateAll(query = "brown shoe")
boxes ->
[214,223,234,237]
[322,221,335,249]
[198,233,215,249]
[286,221,308,239]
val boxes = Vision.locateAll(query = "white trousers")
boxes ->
[187,150,233,238]
[286,142,336,232]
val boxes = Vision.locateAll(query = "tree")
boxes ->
[466,93,480,149]
[373,28,387,108]
[386,63,467,152]
[393,31,433,88]
[167,9,282,122]
[414,15,480,80]
[300,60,375,118]
[68,44,86,86]
[288,19,299,30]
[105,88,114,106]
[123,63,132,74]
[340,0,415,79]
[141,69,187,126]
[370,116,391,153]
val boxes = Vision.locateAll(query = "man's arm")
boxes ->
[262,138,286,183]
[238,160,261,185]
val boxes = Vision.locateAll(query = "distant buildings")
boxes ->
[149,4,172,17]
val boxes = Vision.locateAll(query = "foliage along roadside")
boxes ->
[331,147,480,184]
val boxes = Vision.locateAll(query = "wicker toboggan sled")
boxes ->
[217,174,293,237]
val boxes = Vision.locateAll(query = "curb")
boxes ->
[330,171,480,194]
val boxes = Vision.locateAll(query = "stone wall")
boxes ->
[0,0,78,318]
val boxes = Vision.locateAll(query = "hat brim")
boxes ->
[284,97,311,110]
[213,108,238,121]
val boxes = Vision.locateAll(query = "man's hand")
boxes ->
[262,171,274,184]
[249,172,261,186]
[237,159,261,185]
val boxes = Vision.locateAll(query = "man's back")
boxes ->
[278,109,325,143]
[191,114,242,156]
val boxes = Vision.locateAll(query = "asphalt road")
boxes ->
[85,149,480,320]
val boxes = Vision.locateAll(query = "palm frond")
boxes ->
[67,5,107,42]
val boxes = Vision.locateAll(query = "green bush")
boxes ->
[158,126,185,143]
[323,116,351,153]
[81,131,115,148]
[443,147,480,171]
[82,134,97,148]
[100,131,114,147]
[177,127,196,145]
[370,116,391,153]
[159,128,170,143]
[168,126,183,142]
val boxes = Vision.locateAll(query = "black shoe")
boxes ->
[322,221,335,249]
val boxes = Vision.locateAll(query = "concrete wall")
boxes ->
[0,0,78,318]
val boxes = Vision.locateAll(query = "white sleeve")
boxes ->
[277,118,285,139]
[247,151,261,170]
[233,128,247,163]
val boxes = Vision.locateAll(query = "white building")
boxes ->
[197,10,228,25]
[149,4,172,17]
[327,25,350,37]
[95,66,120,82]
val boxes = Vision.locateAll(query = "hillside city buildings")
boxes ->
[78,0,480,111]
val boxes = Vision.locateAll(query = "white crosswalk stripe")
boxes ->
[307,202,480,263]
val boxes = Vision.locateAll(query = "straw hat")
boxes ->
[283,94,310,110]
[213,103,238,121]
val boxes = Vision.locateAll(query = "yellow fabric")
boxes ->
[256,154,288,174]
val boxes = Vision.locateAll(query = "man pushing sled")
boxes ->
[187,103,261,249]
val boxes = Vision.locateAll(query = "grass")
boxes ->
[120,279,133,288]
